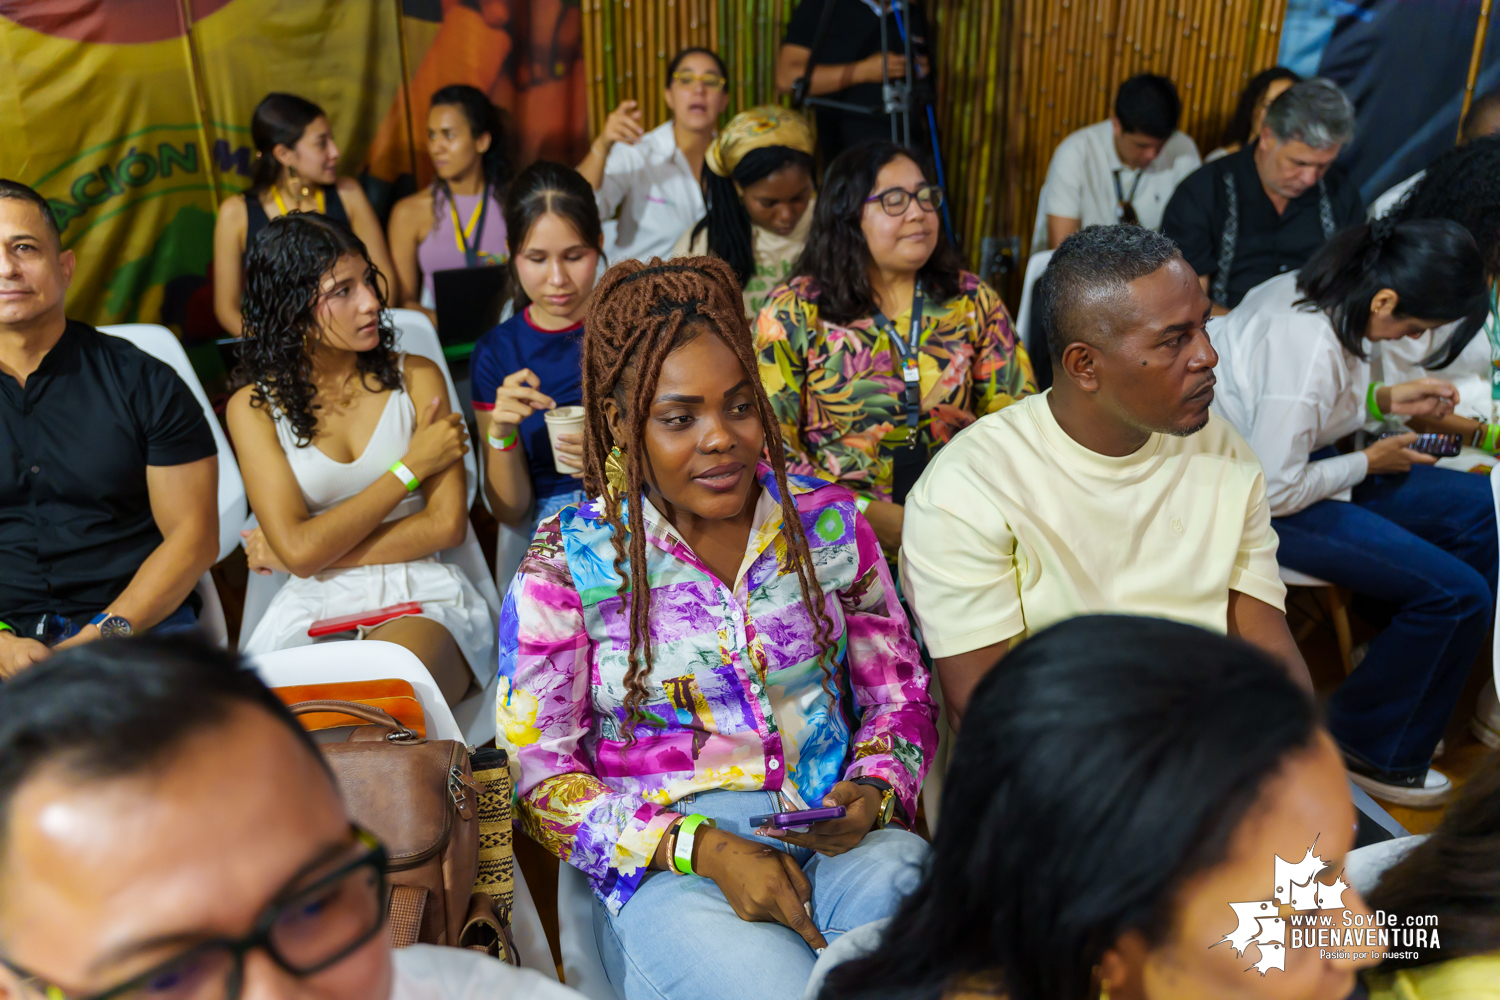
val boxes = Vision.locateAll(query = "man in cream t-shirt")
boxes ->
[902,226,1309,724]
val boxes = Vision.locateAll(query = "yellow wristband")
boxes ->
[389,461,420,492]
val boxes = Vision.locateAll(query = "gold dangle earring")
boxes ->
[288,165,311,200]
[605,446,629,497]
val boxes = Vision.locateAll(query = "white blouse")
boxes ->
[1210,272,1372,517]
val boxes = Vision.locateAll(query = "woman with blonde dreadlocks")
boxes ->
[495,257,936,1000]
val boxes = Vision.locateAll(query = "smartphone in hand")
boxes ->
[750,806,847,833]
[1381,432,1461,457]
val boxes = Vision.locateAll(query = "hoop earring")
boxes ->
[605,446,629,497]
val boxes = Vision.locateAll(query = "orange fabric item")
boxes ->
[273,679,427,738]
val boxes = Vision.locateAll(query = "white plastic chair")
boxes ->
[1016,250,1053,367]
[558,863,621,1000]
[101,324,246,648]
[238,309,501,744]
[99,324,248,565]
[248,641,557,981]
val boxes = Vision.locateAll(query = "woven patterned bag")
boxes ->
[459,746,517,964]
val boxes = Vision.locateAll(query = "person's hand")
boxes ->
[592,100,644,159]
[694,828,828,950]
[554,432,586,480]
[241,527,290,575]
[402,396,469,482]
[0,631,50,679]
[756,781,883,856]
[491,369,556,442]
[856,51,908,84]
[1362,432,1437,475]
[860,499,904,551]
[1384,378,1458,419]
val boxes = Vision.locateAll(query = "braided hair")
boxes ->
[693,146,815,287]
[581,256,840,733]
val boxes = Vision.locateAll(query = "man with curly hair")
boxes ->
[0,179,218,679]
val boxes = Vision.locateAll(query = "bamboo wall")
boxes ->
[579,0,796,137]
[580,0,1288,277]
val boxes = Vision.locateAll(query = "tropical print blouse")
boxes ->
[756,272,1035,500]
[494,464,936,914]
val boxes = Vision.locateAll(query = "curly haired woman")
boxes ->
[495,256,937,1000]
[227,214,492,705]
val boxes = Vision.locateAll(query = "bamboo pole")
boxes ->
[1461,0,1494,138]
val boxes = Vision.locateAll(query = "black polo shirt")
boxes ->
[1161,142,1364,308]
[784,0,930,163]
[0,321,216,621]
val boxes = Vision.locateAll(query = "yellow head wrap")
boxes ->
[705,105,816,179]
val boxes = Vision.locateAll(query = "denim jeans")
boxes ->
[1272,463,1497,778]
[527,489,586,541]
[591,788,928,1000]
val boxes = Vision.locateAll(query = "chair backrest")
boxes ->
[1014,250,1050,367]
[99,324,248,564]
[386,308,478,510]
[248,639,464,741]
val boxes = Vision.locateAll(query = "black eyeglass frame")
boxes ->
[863,184,945,217]
[0,827,388,1000]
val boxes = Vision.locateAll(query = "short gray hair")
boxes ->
[1263,78,1355,150]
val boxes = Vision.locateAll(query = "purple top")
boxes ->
[417,187,509,303]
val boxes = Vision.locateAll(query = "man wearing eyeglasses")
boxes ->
[0,638,579,1000]
[1033,75,1201,253]
[578,48,731,264]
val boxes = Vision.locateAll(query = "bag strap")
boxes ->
[288,700,423,742]
[387,884,428,948]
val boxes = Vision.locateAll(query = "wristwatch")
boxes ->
[851,776,897,830]
[88,612,133,639]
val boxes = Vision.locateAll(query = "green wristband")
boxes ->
[1366,382,1386,423]
[389,460,421,492]
[672,814,716,875]
[1483,423,1500,454]
[854,495,871,514]
[0,621,11,634]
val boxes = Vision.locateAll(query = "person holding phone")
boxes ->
[471,162,602,539]
[1211,217,1495,807]
[495,257,936,1000]
[227,215,492,707]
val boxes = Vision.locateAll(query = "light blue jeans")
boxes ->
[592,789,928,1000]
[527,489,586,540]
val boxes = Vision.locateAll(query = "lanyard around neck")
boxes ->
[1113,167,1143,206]
[872,288,926,446]
[271,185,325,218]
[450,188,489,268]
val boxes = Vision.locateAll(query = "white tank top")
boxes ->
[268,355,426,522]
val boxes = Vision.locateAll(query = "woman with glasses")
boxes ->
[577,47,731,263]
[756,140,1035,559]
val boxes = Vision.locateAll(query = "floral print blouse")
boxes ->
[494,465,937,913]
[756,272,1035,500]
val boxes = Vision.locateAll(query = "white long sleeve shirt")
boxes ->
[596,120,705,264]
[1211,273,1371,517]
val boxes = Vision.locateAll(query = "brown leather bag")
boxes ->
[288,701,478,948]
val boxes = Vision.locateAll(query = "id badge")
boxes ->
[902,361,919,384]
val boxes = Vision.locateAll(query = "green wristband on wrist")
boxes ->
[672,814,716,875]
[854,495,871,514]
[1481,423,1500,454]
[1366,382,1387,423]
[389,460,421,492]
[0,621,12,635]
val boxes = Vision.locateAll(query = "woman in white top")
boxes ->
[669,105,817,317]
[227,214,493,706]
[1378,138,1500,457]
[1212,218,1493,808]
[577,47,731,262]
